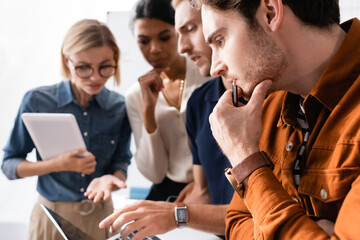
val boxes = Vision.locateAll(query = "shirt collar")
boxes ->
[309,18,360,111]
[57,80,73,107]
[278,18,360,127]
[57,80,109,110]
[204,77,226,102]
[94,87,109,110]
[277,92,301,127]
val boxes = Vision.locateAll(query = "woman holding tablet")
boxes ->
[1,19,132,240]
[125,0,209,201]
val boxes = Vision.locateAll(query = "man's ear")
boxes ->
[257,0,283,32]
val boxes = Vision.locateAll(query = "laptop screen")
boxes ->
[41,204,94,240]
[40,204,161,240]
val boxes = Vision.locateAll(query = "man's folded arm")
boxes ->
[226,192,255,240]
[227,167,360,239]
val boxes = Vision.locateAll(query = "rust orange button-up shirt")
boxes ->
[226,18,360,240]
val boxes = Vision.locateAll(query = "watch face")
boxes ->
[176,207,187,222]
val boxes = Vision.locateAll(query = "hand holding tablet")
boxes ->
[21,113,88,160]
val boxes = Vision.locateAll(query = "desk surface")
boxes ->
[158,227,221,240]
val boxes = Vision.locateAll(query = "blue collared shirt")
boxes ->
[2,80,132,201]
[186,77,234,205]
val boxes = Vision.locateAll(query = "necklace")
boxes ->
[177,79,185,109]
[160,72,185,110]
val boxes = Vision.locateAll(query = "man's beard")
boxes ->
[244,23,288,95]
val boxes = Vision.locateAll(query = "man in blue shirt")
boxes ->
[99,1,233,239]
[184,77,233,205]
[174,0,234,232]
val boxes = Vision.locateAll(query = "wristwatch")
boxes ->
[174,204,188,228]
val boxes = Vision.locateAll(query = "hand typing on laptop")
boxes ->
[99,200,177,239]
[41,204,160,240]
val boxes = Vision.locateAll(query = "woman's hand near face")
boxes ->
[52,148,97,175]
[84,174,127,203]
[138,68,168,133]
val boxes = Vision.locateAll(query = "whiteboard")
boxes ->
[106,11,152,95]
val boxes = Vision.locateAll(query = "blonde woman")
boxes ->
[2,19,132,240]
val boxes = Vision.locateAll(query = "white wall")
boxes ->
[0,0,359,238]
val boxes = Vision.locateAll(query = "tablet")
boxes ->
[21,113,87,160]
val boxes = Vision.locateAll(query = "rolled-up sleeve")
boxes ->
[2,91,36,180]
[1,158,24,180]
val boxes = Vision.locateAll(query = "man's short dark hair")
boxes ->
[188,0,340,28]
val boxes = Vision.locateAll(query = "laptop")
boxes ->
[40,204,161,240]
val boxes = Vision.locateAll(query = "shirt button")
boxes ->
[111,140,115,145]
[83,112,88,116]
[320,188,328,200]
[80,188,85,193]
[286,142,294,152]
[186,151,191,156]
[83,132,88,137]
[81,173,85,177]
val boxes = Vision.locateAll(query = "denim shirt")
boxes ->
[2,80,132,201]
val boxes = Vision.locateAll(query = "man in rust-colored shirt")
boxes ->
[188,0,360,239]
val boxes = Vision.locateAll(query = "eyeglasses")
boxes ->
[68,59,117,78]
